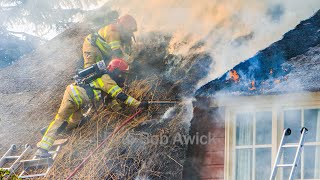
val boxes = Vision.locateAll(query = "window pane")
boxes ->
[282,147,301,179]
[255,148,271,180]
[304,109,320,142]
[284,110,301,143]
[236,149,252,180]
[304,146,320,179]
[256,112,272,145]
[236,113,253,146]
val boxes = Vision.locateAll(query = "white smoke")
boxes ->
[110,0,320,87]
[160,98,193,125]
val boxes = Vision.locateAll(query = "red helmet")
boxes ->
[107,58,129,73]
[117,14,137,32]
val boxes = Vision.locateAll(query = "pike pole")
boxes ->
[148,100,180,105]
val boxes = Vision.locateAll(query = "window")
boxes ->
[234,111,273,180]
[228,107,320,180]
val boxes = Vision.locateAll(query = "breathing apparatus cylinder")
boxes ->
[73,61,107,84]
[78,61,106,78]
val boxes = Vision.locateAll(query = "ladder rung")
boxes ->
[19,173,48,179]
[21,158,53,168]
[277,164,294,167]
[5,156,20,160]
[282,144,299,148]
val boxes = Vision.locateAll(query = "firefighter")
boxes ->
[83,14,137,68]
[81,14,138,113]
[35,58,148,157]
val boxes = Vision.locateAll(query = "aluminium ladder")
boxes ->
[18,138,68,179]
[0,144,31,178]
[270,127,308,180]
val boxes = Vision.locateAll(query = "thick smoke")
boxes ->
[108,1,319,178]
[111,0,319,87]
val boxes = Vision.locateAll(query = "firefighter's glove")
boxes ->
[138,101,149,110]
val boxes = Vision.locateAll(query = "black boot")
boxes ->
[40,126,48,135]
[78,116,90,127]
[35,148,52,158]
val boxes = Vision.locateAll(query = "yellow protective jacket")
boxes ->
[84,24,129,63]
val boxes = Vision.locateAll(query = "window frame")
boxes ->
[226,107,277,180]
[237,109,274,180]
[223,92,320,180]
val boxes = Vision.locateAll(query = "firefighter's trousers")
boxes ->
[37,84,91,150]
[37,84,120,151]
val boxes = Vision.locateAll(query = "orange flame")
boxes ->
[249,80,256,90]
[274,79,281,84]
[229,69,239,82]
[270,68,273,75]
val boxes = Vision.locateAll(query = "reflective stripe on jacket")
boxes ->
[84,24,122,57]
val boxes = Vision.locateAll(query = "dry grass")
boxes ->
[29,76,189,179]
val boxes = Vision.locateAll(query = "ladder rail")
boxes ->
[288,127,308,180]
[270,128,291,180]
[8,145,31,176]
[0,145,16,167]
[269,127,308,180]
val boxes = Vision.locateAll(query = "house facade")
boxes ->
[185,92,320,180]
[220,93,319,180]
[183,10,320,180]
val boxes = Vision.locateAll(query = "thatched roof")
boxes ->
[196,10,320,98]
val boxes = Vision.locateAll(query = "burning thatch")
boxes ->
[196,10,320,98]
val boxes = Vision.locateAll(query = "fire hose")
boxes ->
[66,109,143,180]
